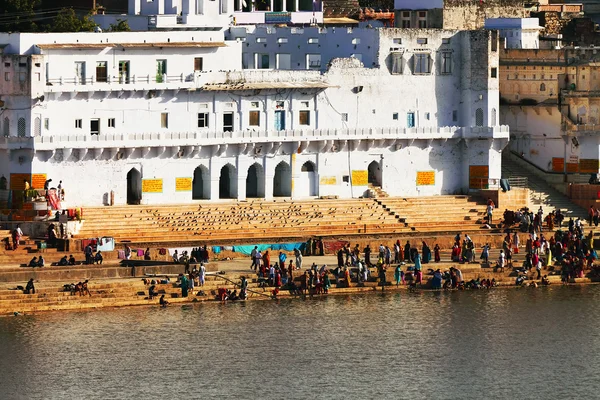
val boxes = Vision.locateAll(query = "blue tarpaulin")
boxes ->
[232,243,305,256]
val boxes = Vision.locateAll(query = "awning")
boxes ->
[323,17,360,25]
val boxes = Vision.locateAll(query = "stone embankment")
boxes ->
[0,251,591,316]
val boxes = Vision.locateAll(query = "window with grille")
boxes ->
[475,108,484,127]
[391,52,403,74]
[299,110,310,125]
[3,117,8,137]
[17,118,26,137]
[413,54,431,74]
[96,61,107,82]
[249,111,260,126]
[441,52,452,74]
[34,117,41,136]
[198,112,209,128]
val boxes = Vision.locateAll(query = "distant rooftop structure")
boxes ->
[485,18,543,49]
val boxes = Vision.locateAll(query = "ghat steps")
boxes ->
[74,196,492,246]
[502,151,587,218]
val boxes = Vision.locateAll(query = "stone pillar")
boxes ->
[265,157,274,200]
[237,156,247,201]
[210,157,220,201]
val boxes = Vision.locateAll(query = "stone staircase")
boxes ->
[367,184,389,198]
[502,151,587,219]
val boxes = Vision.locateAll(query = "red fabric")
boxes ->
[47,189,61,210]
[323,240,349,254]
[81,239,98,251]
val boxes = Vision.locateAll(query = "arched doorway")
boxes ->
[273,161,291,197]
[299,161,317,197]
[246,163,265,198]
[192,165,210,200]
[368,160,381,186]
[127,168,142,205]
[219,164,238,199]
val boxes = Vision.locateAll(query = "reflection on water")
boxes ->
[1,286,600,399]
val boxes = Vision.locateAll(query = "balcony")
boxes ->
[44,73,196,94]
[44,70,334,94]
[0,126,509,152]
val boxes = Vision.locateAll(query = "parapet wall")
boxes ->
[480,188,530,211]
[443,0,527,30]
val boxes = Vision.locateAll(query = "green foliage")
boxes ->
[108,19,130,32]
[0,0,42,32]
[49,8,97,33]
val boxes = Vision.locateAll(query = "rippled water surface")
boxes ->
[2,285,600,399]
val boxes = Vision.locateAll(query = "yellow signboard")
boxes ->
[416,171,435,186]
[351,170,368,186]
[175,177,192,192]
[320,176,337,185]
[10,173,31,190]
[580,159,599,173]
[142,179,163,193]
[31,174,47,190]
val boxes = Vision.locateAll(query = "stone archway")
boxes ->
[246,162,265,198]
[273,161,291,197]
[127,168,142,205]
[299,161,317,197]
[192,165,210,200]
[368,160,381,186]
[219,164,238,199]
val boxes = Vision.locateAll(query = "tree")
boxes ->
[108,19,131,32]
[49,8,97,33]
[0,0,41,32]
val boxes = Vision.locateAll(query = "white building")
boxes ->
[484,18,542,49]
[93,0,323,31]
[0,28,507,207]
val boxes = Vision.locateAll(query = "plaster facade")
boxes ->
[0,29,508,207]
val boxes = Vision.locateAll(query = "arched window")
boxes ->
[475,108,484,127]
[301,161,315,172]
[540,83,546,92]
[3,117,9,137]
[17,117,26,137]
[34,117,41,136]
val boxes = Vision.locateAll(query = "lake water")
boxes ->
[1,285,600,399]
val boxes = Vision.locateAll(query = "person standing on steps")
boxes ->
[250,246,258,270]
[199,263,206,287]
[12,224,23,251]
[294,248,303,270]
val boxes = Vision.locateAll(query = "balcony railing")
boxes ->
[0,126,509,151]
[45,73,194,92]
